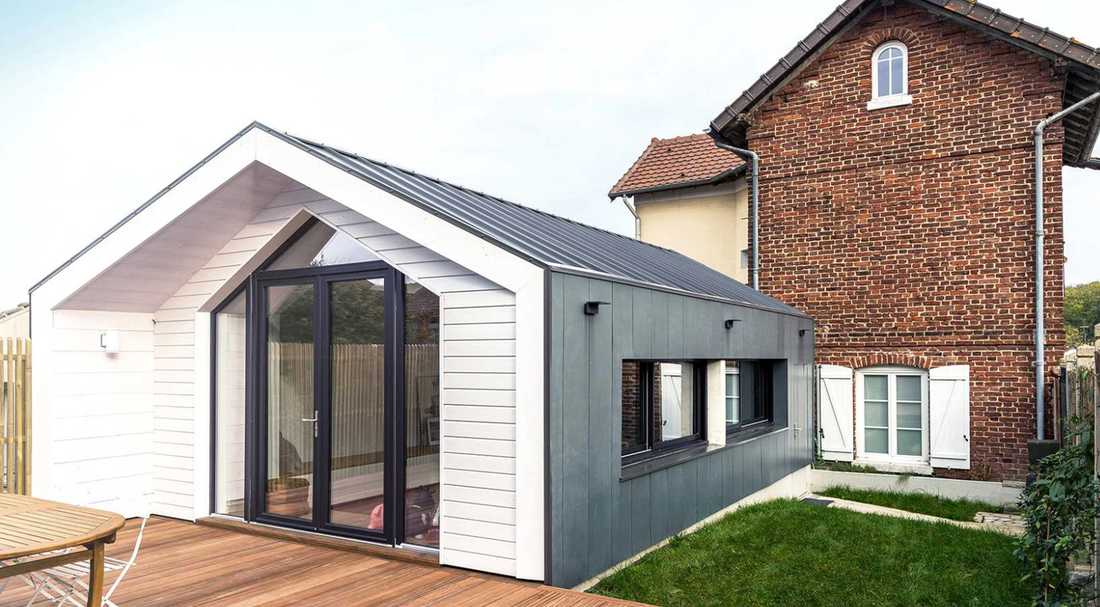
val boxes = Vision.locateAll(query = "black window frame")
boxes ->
[621,359,708,467]
[726,360,777,439]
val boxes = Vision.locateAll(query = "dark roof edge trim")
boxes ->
[607,164,748,199]
[251,123,554,271]
[710,0,871,137]
[546,263,811,319]
[711,0,1100,144]
[1083,158,1100,171]
[29,121,264,294]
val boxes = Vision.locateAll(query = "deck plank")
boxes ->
[0,517,647,606]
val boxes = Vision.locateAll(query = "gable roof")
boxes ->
[266,125,800,315]
[709,0,1100,166]
[608,133,745,198]
[32,122,805,318]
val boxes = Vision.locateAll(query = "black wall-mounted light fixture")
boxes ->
[584,301,610,316]
[724,319,741,330]
[799,329,808,337]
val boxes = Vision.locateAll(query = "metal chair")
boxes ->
[26,517,148,607]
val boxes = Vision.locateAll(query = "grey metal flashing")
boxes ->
[546,264,808,319]
[29,121,263,294]
[709,0,1100,165]
[606,164,747,199]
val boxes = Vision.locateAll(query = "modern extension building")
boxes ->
[27,122,813,588]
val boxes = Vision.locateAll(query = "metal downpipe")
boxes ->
[1032,90,1100,440]
[711,138,760,290]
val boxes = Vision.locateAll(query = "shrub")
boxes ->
[1015,416,1098,606]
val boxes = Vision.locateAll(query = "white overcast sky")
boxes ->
[0,0,1097,308]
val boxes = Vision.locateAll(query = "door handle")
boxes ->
[302,410,318,438]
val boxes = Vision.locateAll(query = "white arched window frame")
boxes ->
[854,366,928,467]
[867,41,912,110]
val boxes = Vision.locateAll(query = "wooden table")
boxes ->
[0,494,125,606]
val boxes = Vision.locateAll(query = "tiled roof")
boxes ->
[709,0,1100,166]
[608,133,745,198]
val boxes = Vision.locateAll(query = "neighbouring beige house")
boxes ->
[608,134,749,283]
[0,303,29,338]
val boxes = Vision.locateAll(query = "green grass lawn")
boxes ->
[588,500,1027,607]
[818,486,1006,521]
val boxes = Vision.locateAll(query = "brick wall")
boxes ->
[744,2,1067,480]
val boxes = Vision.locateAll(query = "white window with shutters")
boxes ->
[929,365,971,470]
[817,365,854,462]
[855,366,928,465]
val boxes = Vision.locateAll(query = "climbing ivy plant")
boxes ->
[1015,416,1098,606]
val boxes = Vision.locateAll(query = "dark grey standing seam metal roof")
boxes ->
[258,124,805,317]
[709,0,1100,167]
[31,122,807,319]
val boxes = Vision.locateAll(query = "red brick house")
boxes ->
[610,0,1100,481]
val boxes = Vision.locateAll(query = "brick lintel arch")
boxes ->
[849,352,933,370]
[862,27,920,54]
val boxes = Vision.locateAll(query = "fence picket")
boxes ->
[1,337,30,495]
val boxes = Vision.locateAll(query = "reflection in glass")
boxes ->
[403,279,440,548]
[265,283,315,520]
[658,362,695,441]
[267,221,379,271]
[863,375,889,454]
[329,278,387,531]
[214,289,247,516]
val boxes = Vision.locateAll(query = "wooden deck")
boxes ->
[0,517,647,606]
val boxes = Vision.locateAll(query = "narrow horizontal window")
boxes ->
[622,360,707,464]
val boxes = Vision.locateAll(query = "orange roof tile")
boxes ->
[608,133,744,198]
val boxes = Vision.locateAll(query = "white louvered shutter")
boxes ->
[929,365,970,470]
[818,365,854,462]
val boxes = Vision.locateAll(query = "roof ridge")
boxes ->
[274,128,683,255]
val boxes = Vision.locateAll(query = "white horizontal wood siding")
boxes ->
[439,288,518,576]
[47,310,154,516]
[145,181,518,576]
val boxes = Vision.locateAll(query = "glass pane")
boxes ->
[658,362,694,441]
[622,362,648,454]
[328,278,387,531]
[897,375,921,402]
[864,401,888,428]
[725,367,739,426]
[267,221,379,271]
[864,375,887,401]
[404,279,440,548]
[897,402,922,430]
[265,283,315,520]
[897,429,922,456]
[890,56,904,95]
[214,289,247,516]
[865,428,888,454]
[877,59,891,97]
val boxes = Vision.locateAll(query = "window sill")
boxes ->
[866,94,912,111]
[852,458,932,476]
[620,425,788,482]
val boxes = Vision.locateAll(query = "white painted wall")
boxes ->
[0,306,29,338]
[439,288,518,575]
[44,310,154,515]
[30,127,546,580]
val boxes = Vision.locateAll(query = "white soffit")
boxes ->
[56,163,293,312]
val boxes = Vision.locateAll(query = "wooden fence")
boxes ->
[1,337,30,495]
[267,342,438,484]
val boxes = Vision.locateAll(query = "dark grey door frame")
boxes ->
[244,259,407,545]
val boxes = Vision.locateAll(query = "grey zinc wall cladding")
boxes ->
[546,272,814,588]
